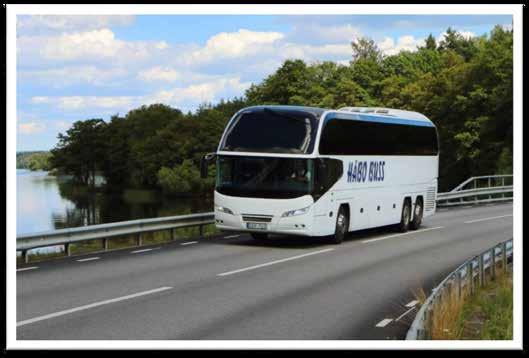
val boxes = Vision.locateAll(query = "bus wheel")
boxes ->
[251,233,268,241]
[398,199,411,232]
[410,197,423,230]
[331,206,348,244]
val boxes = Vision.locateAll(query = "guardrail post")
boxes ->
[478,254,485,288]
[490,248,496,280]
[502,242,508,272]
[136,233,142,247]
[199,225,204,238]
[171,228,176,241]
[65,243,71,257]
[103,238,108,251]
[456,271,462,299]
[467,261,474,295]
[22,250,28,264]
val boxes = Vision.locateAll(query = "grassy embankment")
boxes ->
[17,224,220,265]
[421,267,513,340]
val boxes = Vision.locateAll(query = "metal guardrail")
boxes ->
[16,174,513,263]
[436,175,513,207]
[406,238,513,340]
[17,212,214,263]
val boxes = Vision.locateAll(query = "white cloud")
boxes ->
[18,122,46,134]
[183,29,284,65]
[54,120,72,131]
[288,23,361,44]
[20,66,128,87]
[437,30,476,44]
[17,15,135,35]
[18,28,167,65]
[138,67,181,82]
[30,77,251,112]
[147,77,251,106]
[378,35,424,56]
[31,95,136,110]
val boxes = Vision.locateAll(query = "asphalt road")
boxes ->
[16,202,513,340]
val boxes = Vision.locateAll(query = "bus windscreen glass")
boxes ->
[216,156,314,199]
[220,108,318,154]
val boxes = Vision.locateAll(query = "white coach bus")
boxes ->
[201,105,439,244]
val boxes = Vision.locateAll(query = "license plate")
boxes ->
[247,223,267,230]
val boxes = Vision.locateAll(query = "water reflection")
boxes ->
[17,169,213,234]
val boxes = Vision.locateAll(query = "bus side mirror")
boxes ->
[200,152,216,179]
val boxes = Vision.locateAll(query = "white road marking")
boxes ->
[131,247,160,254]
[464,214,513,224]
[76,257,100,262]
[361,226,444,244]
[180,241,198,246]
[405,300,419,308]
[396,306,417,322]
[17,266,38,272]
[17,286,173,327]
[224,235,240,239]
[218,248,335,277]
[375,318,393,327]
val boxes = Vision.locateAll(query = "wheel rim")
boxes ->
[337,213,346,234]
[403,205,410,225]
[415,202,422,218]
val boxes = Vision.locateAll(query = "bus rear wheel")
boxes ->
[250,233,268,241]
[398,199,411,232]
[330,206,348,244]
[410,197,423,230]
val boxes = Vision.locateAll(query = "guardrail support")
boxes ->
[103,238,108,251]
[136,233,142,247]
[22,250,28,264]
[502,242,508,272]
[456,271,462,299]
[490,248,496,280]
[171,228,176,241]
[467,261,474,295]
[478,254,485,287]
[199,225,204,238]
[65,243,71,257]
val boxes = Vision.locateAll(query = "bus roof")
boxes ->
[239,105,434,127]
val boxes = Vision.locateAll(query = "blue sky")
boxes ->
[16,14,512,151]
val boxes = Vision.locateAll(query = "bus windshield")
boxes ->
[219,108,318,154]
[216,156,313,199]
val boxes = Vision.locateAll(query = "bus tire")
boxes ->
[250,233,268,241]
[331,206,349,244]
[410,197,423,230]
[398,199,411,233]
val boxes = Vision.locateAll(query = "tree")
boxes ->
[424,34,437,50]
[50,119,107,186]
[351,37,383,63]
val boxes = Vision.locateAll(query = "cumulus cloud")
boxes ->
[30,77,251,112]
[17,15,135,35]
[182,29,285,65]
[18,122,46,135]
[19,66,128,87]
[437,30,476,44]
[378,35,424,56]
[288,23,361,44]
[18,28,168,65]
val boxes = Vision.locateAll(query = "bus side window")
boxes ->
[313,158,343,199]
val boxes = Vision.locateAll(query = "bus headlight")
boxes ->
[281,206,310,217]
[216,206,234,215]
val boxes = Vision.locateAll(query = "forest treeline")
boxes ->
[49,26,513,194]
[17,151,52,171]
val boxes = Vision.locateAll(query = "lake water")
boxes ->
[16,169,213,235]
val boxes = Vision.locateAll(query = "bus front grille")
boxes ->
[242,215,273,223]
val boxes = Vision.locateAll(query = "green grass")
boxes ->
[455,270,513,340]
[18,224,222,264]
